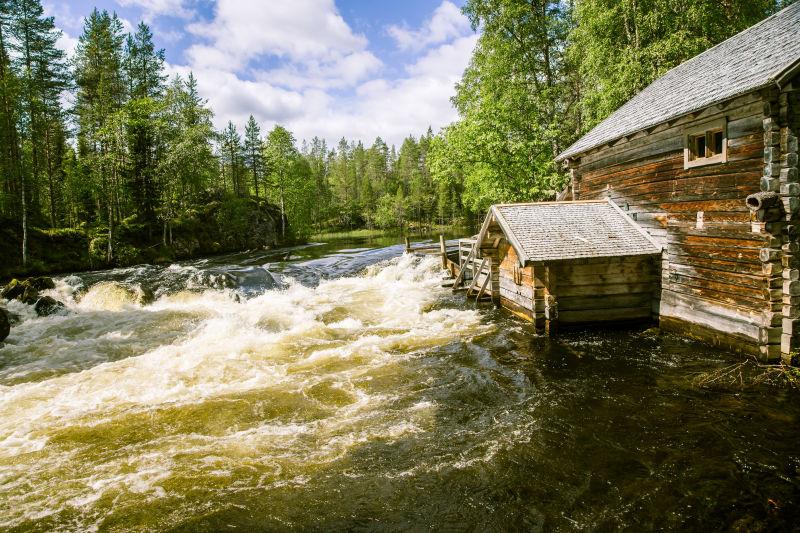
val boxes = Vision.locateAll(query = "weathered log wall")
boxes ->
[498,243,536,322]
[549,257,658,325]
[496,243,658,330]
[569,91,773,357]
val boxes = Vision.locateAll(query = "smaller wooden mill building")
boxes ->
[459,3,800,362]
[475,199,661,333]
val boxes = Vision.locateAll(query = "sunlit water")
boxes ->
[1,234,798,531]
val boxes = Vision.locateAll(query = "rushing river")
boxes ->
[1,234,799,531]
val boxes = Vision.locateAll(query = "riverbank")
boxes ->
[0,196,286,280]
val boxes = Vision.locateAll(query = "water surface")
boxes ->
[1,234,798,531]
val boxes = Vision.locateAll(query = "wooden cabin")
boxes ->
[475,199,661,334]
[550,3,800,362]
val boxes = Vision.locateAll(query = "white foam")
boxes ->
[0,255,490,528]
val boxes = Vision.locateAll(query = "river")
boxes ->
[1,234,798,531]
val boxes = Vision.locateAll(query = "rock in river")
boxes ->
[0,307,9,342]
[1,276,55,305]
[34,296,66,317]
[1,279,24,300]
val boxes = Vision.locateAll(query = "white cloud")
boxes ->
[291,34,478,146]
[388,1,471,51]
[161,1,477,147]
[55,32,79,59]
[43,1,84,33]
[186,0,373,70]
[116,0,195,21]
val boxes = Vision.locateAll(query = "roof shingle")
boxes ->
[557,3,800,161]
[488,200,660,263]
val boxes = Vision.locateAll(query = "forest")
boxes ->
[0,0,795,274]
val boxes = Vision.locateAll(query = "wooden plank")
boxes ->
[558,281,655,297]
[467,258,488,297]
[659,289,764,340]
[558,293,653,310]
[559,306,652,323]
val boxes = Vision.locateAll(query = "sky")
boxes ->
[44,0,478,147]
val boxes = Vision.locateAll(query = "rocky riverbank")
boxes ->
[0,196,288,279]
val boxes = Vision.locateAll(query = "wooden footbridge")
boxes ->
[404,235,492,302]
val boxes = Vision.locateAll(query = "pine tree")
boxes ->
[243,115,262,198]
[0,0,24,263]
[9,0,69,231]
[220,121,244,197]
[124,21,165,224]
[74,8,126,262]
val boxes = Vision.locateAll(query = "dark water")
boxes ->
[0,233,798,531]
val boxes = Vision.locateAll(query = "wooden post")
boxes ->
[439,234,447,269]
[544,266,558,336]
[404,236,410,253]
[490,255,500,306]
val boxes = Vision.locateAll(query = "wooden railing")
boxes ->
[405,235,490,302]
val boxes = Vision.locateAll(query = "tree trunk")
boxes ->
[21,176,27,267]
[280,188,286,240]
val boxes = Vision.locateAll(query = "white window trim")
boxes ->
[683,117,728,169]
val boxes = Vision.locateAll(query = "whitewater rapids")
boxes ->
[0,254,493,530]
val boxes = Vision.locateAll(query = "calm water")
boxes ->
[1,233,798,531]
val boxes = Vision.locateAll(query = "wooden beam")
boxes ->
[467,257,488,297]
[475,263,492,303]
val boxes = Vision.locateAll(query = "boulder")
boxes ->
[2,277,54,303]
[29,276,55,291]
[0,307,9,342]
[34,296,65,316]
[20,286,40,305]
[1,279,24,300]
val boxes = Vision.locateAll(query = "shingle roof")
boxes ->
[481,200,661,264]
[556,2,800,162]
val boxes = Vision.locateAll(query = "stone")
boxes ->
[34,296,65,317]
[20,286,39,305]
[29,276,55,291]
[0,307,9,342]
[1,279,24,300]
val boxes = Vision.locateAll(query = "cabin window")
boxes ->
[684,118,727,169]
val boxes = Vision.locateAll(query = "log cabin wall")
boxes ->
[495,245,659,332]
[546,257,658,326]
[497,243,536,322]
[776,77,800,361]
[567,91,771,357]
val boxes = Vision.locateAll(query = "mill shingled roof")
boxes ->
[487,200,661,264]
[556,2,800,162]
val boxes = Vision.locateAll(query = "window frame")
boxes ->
[683,117,728,169]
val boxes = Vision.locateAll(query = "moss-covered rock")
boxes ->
[1,279,24,300]
[20,286,40,305]
[34,296,66,316]
[29,276,55,291]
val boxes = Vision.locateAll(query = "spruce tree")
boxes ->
[243,115,262,198]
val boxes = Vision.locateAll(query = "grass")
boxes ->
[309,228,391,240]
[310,224,473,241]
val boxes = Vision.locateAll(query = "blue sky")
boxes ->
[45,0,477,147]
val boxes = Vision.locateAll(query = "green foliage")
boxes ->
[429,0,574,214]
[571,0,796,130]
[2,0,798,276]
